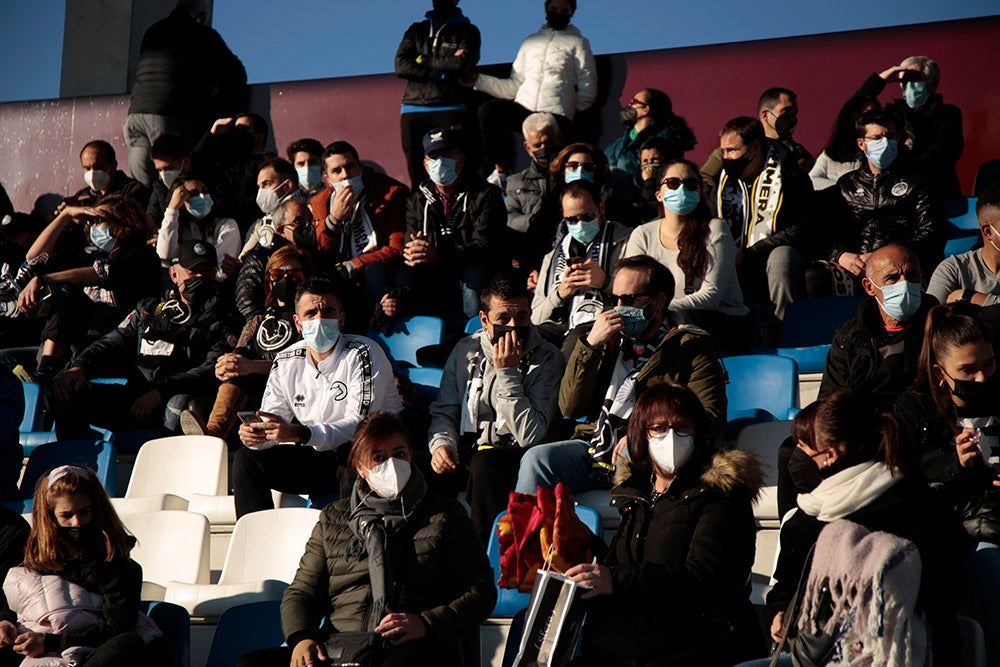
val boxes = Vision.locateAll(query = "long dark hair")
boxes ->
[661,159,713,285]
[915,303,992,433]
[626,383,713,478]
[548,142,612,192]
[824,96,881,162]
[813,390,906,475]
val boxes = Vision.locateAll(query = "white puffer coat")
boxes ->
[474,24,597,119]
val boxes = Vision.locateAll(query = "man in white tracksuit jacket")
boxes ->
[471,0,597,173]
[233,277,402,516]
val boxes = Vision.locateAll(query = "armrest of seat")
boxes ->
[112,494,189,516]
[187,494,237,525]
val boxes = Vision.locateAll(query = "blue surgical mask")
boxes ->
[564,167,594,184]
[874,280,922,321]
[427,157,459,187]
[301,317,341,353]
[864,137,898,170]
[332,175,365,197]
[903,80,929,109]
[661,186,700,216]
[186,193,214,219]
[89,224,117,253]
[565,218,601,245]
[297,165,322,191]
[614,305,649,339]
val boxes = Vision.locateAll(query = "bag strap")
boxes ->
[768,542,817,666]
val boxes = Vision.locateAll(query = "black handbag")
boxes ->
[958,487,1000,544]
[324,632,384,667]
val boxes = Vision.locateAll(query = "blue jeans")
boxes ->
[516,439,591,494]
[965,541,1000,667]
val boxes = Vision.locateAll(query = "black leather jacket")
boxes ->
[828,158,945,273]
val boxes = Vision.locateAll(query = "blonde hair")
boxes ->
[24,466,130,573]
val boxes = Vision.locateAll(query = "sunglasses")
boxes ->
[565,161,596,172]
[629,97,649,107]
[268,268,306,280]
[563,211,599,224]
[661,177,700,192]
[613,292,650,306]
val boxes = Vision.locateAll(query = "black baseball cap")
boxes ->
[423,128,462,156]
[171,240,217,270]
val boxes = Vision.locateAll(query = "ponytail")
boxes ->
[877,413,907,475]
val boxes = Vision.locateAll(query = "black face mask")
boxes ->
[181,276,218,309]
[271,277,302,305]
[774,114,798,140]
[531,146,556,171]
[58,524,98,551]
[546,11,571,30]
[619,106,638,128]
[722,155,751,180]
[292,223,316,248]
[491,323,529,345]
[951,374,1000,417]
[788,447,825,494]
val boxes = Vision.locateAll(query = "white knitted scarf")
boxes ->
[797,461,899,522]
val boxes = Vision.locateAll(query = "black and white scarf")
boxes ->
[545,224,610,329]
[461,333,532,446]
[717,142,785,248]
[336,197,377,260]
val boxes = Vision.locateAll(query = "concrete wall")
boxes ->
[6,15,999,214]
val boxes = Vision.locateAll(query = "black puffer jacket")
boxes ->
[856,73,964,199]
[234,236,289,319]
[128,9,248,128]
[581,450,765,666]
[818,295,934,413]
[280,492,496,654]
[827,157,945,273]
[405,178,507,268]
[395,10,480,107]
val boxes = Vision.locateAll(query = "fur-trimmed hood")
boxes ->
[614,448,765,503]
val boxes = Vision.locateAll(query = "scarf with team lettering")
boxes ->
[337,198,377,261]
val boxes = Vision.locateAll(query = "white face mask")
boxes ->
[84,169,111,192]
[647,429,695,475]
[160,169,180,188]
[256,186,282,214]
[365,457,411,499]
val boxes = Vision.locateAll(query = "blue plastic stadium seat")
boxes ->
[465,316,482,334]
[19,382,42,433]
[722,355,798,440]
[486,505,603,617]
[206,600,284,667]
[2,439,117,513]
[778,296,864,349]
[408,367,444,405]
[141,601,191,667]
[370,316,445,368]
[943,197,981,259]
[775,344,832,374]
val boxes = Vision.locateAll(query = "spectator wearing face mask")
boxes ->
[855,56,964,199]
[232,278,403,517]
[395,0,481,189]
[52,240,237,439]
[809,96,881,191]
[384,128,506,321]
[235,197,319,320]
[61,141,150,213]
[516,255,727,494]
[464,0,596,178]
[286,138,325,197]
[605,89,696,213]
[237,158,304,259]
[532,181,630,348]
[427,275,564,541]
[308,141,409,317]
[819,110,945,293]
[927,186,1000,307]
[147,133,191,229]
[156,173,242,280]
[506,112,564,278]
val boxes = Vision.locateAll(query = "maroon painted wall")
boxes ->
[1,15,998,214]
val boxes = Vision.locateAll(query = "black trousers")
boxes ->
[231,445,347,518]
[238,636,463,667]
[478,99,571,173]
[400,109,471,189]
[0,632,151,667]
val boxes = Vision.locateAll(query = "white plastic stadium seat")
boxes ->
[736,420,793,528]
[123,510,211,601]
[112,494,188,517]
[126,435,228,500]
[165,507,320,620]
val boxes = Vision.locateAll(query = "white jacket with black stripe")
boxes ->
[256,336,403,452]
